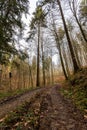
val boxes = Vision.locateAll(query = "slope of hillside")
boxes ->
[61,68,87,115]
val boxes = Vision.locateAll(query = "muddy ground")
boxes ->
[0,85,87,130]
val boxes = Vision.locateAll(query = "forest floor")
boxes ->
[0,84,87,130]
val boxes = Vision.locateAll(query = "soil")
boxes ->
[0,87,46,118]
[0,85,87,130]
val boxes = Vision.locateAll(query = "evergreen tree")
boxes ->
[0,0,29,63]
[30,6,47,87]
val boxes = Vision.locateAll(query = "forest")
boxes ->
[0,0,87,92]
[0,0,87,130]
[0,0,87,129]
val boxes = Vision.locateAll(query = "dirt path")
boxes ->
[39,85,87,130]
[0,85,87,130]
[0,87,46,118]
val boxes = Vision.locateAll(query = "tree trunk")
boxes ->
[58,42,68,80]
[18,67,21,89]
[41,37,46,86]
[51,49,54,84]
[62,44,71,77]
[29,65,33,88]
[56,36,68,80]
[57,0,80,73]
[36,23,40,87]
[70,33,81,67]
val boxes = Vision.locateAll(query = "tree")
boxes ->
[56,0,80,73]
[41,33,46,86]
[44,56,51,84]
[67,20,81,67]
[39,0,80,73]
[0,0,29,62]
[49,14,68,79]
[68,0,87,43]
[30,6,47,87]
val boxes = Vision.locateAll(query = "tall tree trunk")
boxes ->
[70,33,81,67]
[18,67,21,89]
[41,36,46,86]
[56,37,68,80]
[29,65,33,88]
[47,68,51,85]
[57,0,80,73]
[36,23,40,87]
[58,42,68,80]
[0,67,2,88]
[51,49,54,84]
[62,44,71,77]
[51,12,68,79]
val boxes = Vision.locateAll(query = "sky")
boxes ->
[22,0,37,27]
[29,0,37,15]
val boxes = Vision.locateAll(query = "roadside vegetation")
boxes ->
[60,68,87,116]
[0,93,41,130]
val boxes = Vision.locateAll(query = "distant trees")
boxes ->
[0,0,87,92]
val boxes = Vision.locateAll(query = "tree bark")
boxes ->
[51,49,54,84]
[36,23,40,87]
[57,41,68,80]
[55,34,68,80]
[41,37,46,86]
[62,44,71,77]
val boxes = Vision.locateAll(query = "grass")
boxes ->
[0,82,44,101]
[0,86,40,101]
[60,68,87,113]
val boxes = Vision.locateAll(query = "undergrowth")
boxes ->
[0,94,41,130]
[60,68,87,114]
[0,86,40,101]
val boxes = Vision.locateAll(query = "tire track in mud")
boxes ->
[0,87,47,118]
[38,85,87,130]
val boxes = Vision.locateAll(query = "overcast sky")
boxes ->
[22,0,37,26]
[29,0,37,14]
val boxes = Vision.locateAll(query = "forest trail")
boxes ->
[0,87,46,118]
[0,85,87,130]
